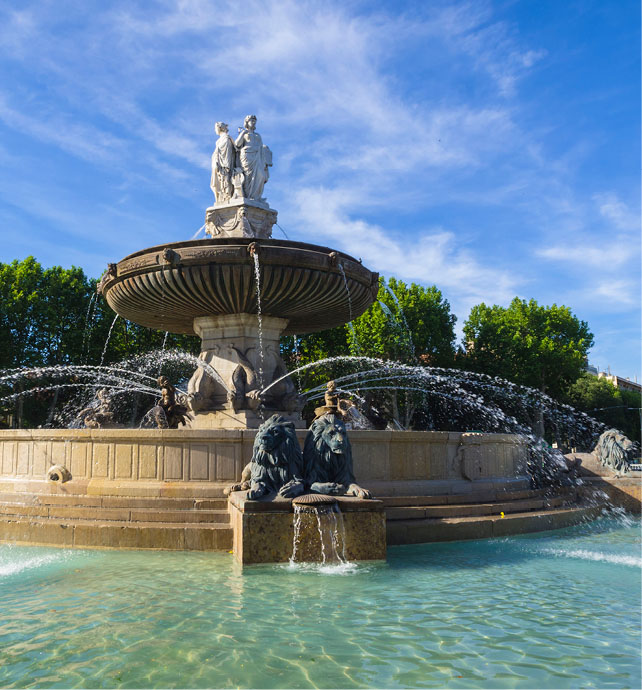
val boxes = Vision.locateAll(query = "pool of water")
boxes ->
[0,515,640,689]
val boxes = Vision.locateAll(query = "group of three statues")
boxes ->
[228,412,372,501]
[211,115,272,205]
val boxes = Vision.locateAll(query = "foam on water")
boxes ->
[0,549,69,578]
[283,561,360,575]
[536,547,642,568]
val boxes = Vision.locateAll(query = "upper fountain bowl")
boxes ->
[100,238,379,335]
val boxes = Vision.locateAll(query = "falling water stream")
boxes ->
[290,504,351,569]
[252,252,265,389]
[99,315,119,366]
[80,292,96,365]
[383,283,416,360]
[338,263,361,354]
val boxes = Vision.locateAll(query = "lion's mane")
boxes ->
[303,414,356,488]
[593,429,637,475]
[249,414,304,493]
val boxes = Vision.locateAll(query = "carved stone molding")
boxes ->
[205,201,277,239]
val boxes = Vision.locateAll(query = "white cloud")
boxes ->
[591,279,639,307]
[0,94,125,163]
[0,0,636,360]
[535,194,639,274]
[291,187,518,314]
[595,193,639,231]
[536,238,632,269]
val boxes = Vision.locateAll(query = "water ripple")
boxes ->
[0,518,639,689]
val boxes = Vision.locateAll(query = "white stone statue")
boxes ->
[211,122,236,204]
[234,115,272,202]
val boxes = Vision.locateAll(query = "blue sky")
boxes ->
[0,0,639,380]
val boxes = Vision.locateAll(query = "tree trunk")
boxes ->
[390,390,403,429]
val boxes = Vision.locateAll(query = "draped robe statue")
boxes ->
[211,122,236,204]
[234,115,272,202]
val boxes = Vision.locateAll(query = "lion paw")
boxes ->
[279,480,305,499]
[247,483,267,500]
[347,484,372,499]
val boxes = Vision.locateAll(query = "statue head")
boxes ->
[252,414,302,469]
[309,413,349,456]
[215,122,229,135]
[594,429,638,474]
[326,380,336,392]
[244,114,257,130]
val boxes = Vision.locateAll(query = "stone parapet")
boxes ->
[0,429,529,488]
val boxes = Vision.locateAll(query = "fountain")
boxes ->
[0,114,636,563]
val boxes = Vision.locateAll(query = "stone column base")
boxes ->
[187,313,305,429]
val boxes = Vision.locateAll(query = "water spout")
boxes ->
[100,315,119,366]
[252,252,265,389]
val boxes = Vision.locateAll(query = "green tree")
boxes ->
[564,373,641,443]
[280,278,457,427]
[0,257,45,369]
[349,277,456,366]
[463,298,593,398]
[0,258,200,428]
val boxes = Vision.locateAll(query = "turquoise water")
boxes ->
[0,517,640,689]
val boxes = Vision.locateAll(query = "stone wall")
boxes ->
[0,429,528,495]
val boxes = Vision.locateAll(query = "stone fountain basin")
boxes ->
[101,238,379,335]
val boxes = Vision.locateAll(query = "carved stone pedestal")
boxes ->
[187,313,305,429]
[229,492,387,565]
[205,199,278,239]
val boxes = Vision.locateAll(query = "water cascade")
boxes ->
[290,494,350,566]
[382,284,416,360]
[251,248,265,389]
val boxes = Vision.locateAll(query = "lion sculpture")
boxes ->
[303,413,372,498]
[593,429,638,476]
[226,414,305,500]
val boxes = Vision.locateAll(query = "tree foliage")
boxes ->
[281,277,457,426]
[0,257,199,427]
[563,373,640,443]
[4,257,633,442]
[349,277,457,366]
[462,298,594,399]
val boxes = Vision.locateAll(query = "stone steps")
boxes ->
[384,495,567,520]
[0,488,233,551]
[0,503,230,524]
[380,486,574,507]
[0,514,233,550]
[386,504,604,545]
[0,491,228,511]
[0,485,599,552]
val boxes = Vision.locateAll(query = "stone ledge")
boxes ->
[229,491,384,513]
[386,504,604,545]
[0,516,233,551]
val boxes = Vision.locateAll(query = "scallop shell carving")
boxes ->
[292,493,337,506]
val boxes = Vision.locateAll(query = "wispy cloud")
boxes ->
[595,192,639,231]
[292,187,518,314]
